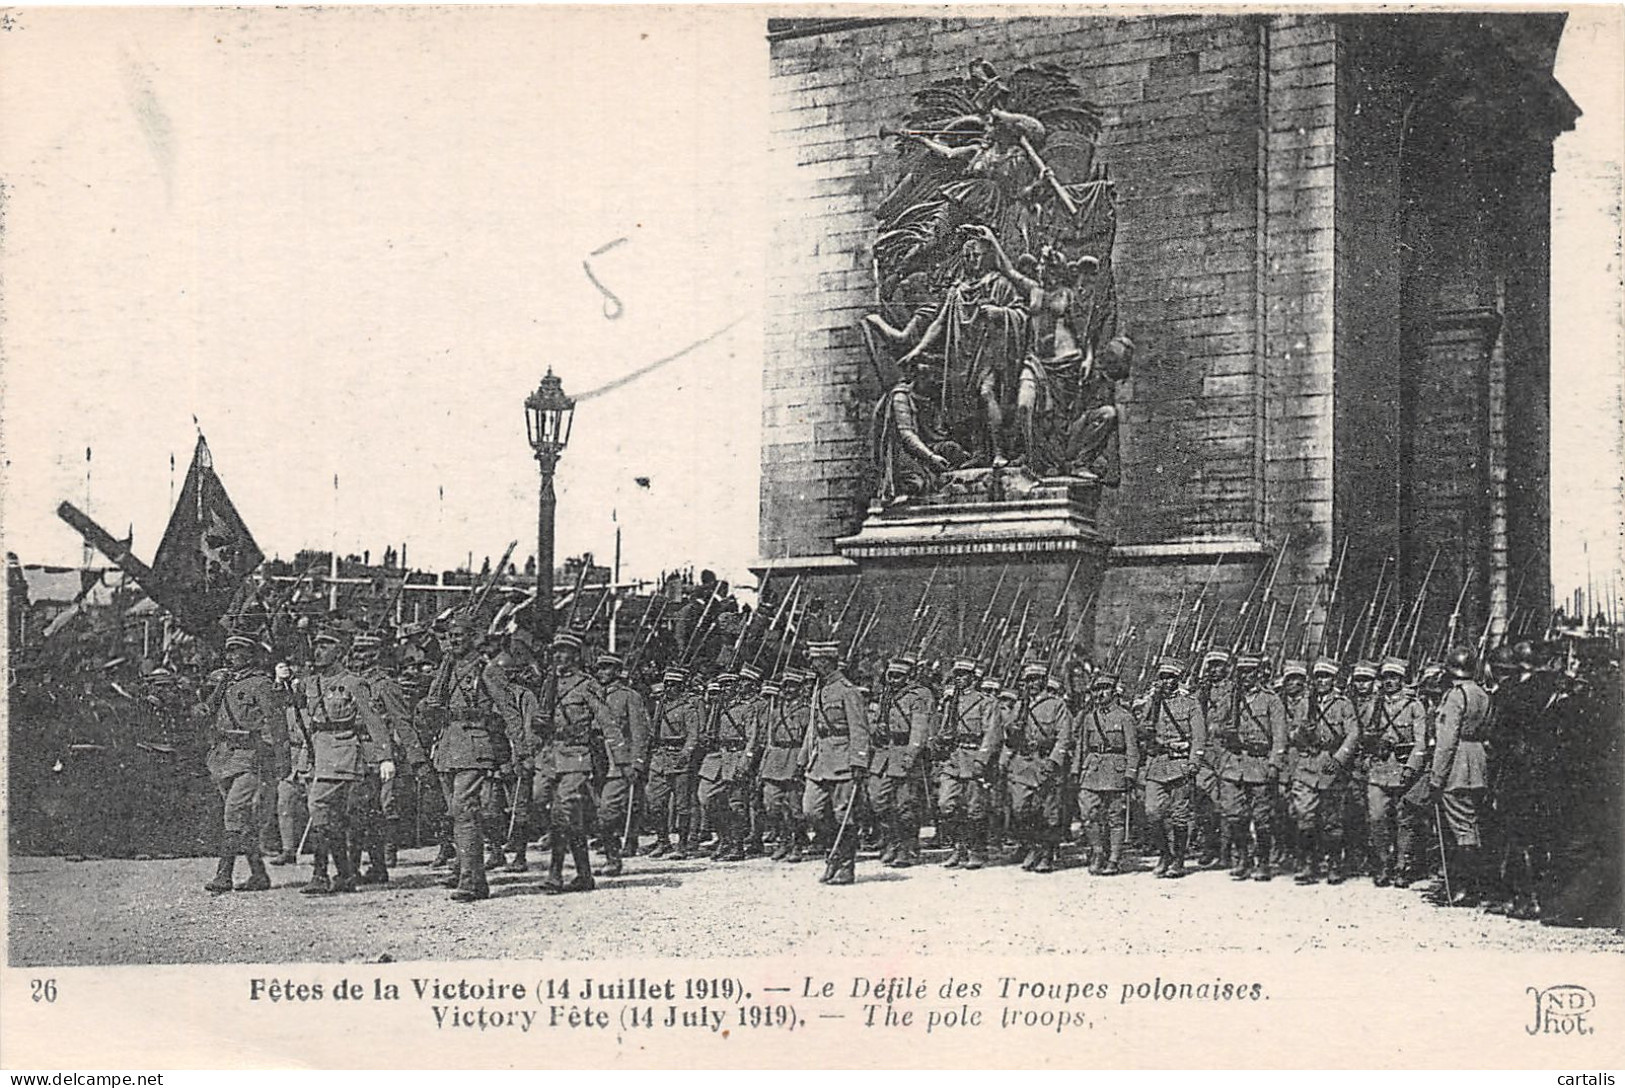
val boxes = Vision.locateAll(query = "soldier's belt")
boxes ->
[311,722,357,735]
[955,740,981,751]
[818,727,850,738]
[659,738,688,749]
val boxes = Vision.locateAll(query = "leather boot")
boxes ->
[236,841,272,891]
[1252,833,1273,881]
[1035,841,1057,874]
[270,849,297,867]
[649,836,671,858]
[205,835,237,893]
[942,821,964,867]
[503,846,530,873]
[892,827,917,869]
[431,839,456,869]
[540,840,568,892]
[331,831,360,893]
[770,822,793,862]
[301,831,334,895]
[485,844,507,871]
[601,836,624,877]
[1164,828,1187,878]
[965,829,988,870]
[1294,833,1320,884]
[548,837,595,894]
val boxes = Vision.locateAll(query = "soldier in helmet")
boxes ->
[982,662,1070,872]
[1071,669,1139,875]
[293,627,395,895]
[1192,649,1234,868]
[868,655,934,868]
[801,641,872,885]
[420,613,523,903]
[1416,647,1493,906]
[1285,658,1360,884]
[1360,657,1428,887]
[1142,657,1207,878]
[202,634,284,893]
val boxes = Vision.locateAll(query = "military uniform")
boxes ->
[932,664,1000,869]
[697,674,754,861]
[1215,663,1287,880]
[424,630,521,902]
[1359,659,1428,886]
[800,645,872,885]
[203,639,284,892]
[1192,653,1234,866]
[1071,678,1139,875]
[754,674,810,861]
[1285,660,1360,883]
[868,661,934,868]
[1142,658,1207,878]
[981,669,1070,872]
[540,636,610,893]
[1420,655,1492,905]
[274,669,311,866]
[297,637,395,895]
[594,654,650,876]
[354,646,426,881]
[645,670,702,857]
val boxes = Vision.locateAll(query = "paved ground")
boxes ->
[10,841,1622,967]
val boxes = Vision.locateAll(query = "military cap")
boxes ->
[1350,660,1379,680]
[1311,656,1340,677]
[1419,662,1446,683]
[595,651,624,669]
[1235,652,1263,670]
[951,657,978,674]
[1020,661,1048,681]
[716,671,739,684]
[978,677,1002,693]
[1155,656,1186,678]
[806,641,840,661]
[760,681,781,697]
[1090,671,1118,690]
[662,665,690,683]
[1045,675,1065,692]
[997,686,1019,701]
[705,681,722,695]
[738,664,763,682]
[1281,659,1309,680]
[224,634,259,653]
[551,630,584,652]
[351,632,383,650]
[313,628,347,647]
[1201,648,1232,668]
[781,668,810,684]
[1379,656,1409,678]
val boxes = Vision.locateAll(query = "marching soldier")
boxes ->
[350,632,429,882]
[592,650,650,876]
[697,671,754,862]
[982,663,1070,872]
[494,642,542,872]
[294,627,395,895]
[754,669,810,861]
[1192,649,1233,868]
[538,631,610,893]
[869,654,934,868]
[421,614,522,903]
[1285,658,1359,884]
[1071,669,1139,875]
[1142,656,1207,878]
[1216,653,1287,881]
[932,658,999,869]
[645,666,701,858]
[1419,647,1493,906]
[1361,657,1428,887]
[271,660,308,867]
[801,641,872,885]
[203,634,284,893]
[733,664,770,856]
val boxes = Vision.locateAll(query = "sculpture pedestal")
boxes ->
[757,468,1111,670]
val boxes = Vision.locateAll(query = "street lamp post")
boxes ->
[525,369,575,645]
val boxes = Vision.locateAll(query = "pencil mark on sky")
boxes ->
[583,237,631,320]
[573,318,746,403]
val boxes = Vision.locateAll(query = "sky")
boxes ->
[1,6,1620,599]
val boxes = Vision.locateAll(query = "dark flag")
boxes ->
[150,436,263,633]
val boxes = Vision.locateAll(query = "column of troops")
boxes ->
[186,598,1618,925]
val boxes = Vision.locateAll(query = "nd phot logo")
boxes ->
[1527,984,1597,1036]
